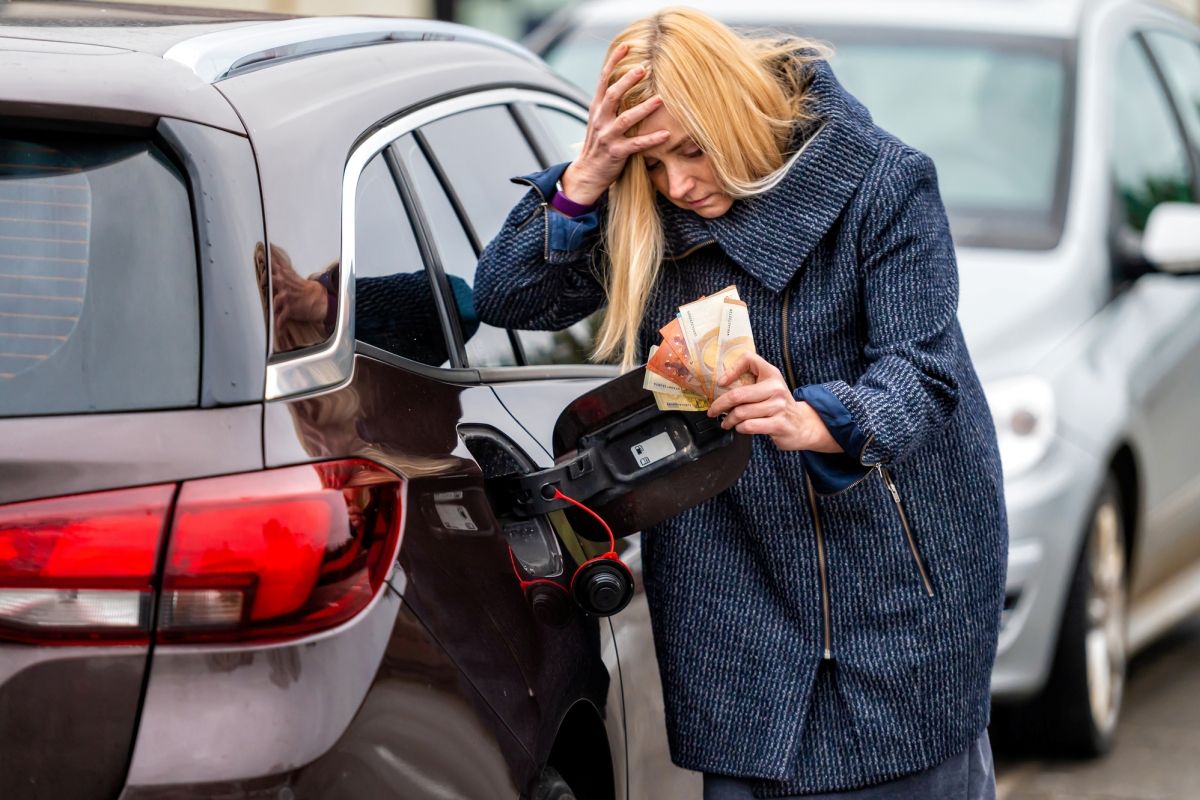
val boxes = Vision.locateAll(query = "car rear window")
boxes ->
[0,133,199,417]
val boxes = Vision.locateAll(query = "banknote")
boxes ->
[654,390,709,412]
[655,319,709,398]
[714,298,756,397]
[677,285,740,399]
[644,347,709,410]
[643,348,685,395]
[642,287,756,410]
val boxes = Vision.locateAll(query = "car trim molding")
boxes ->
[265,87,586,401]
[162,17,546,83]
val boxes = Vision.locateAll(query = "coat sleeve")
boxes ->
[473,162,608,331]
[820,150,963,466]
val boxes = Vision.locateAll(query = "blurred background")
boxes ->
[98,0,1200,35]
[25,1,1200,799]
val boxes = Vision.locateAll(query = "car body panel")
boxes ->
[955,246,1105,380]
[258,353,614,791]
[0,406,263,505]
[123,601,530,799]
[127,581,404,787]
[0,46,245,133]
[157,118,269,407]
[0,648,146,800]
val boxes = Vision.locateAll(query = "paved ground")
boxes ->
[994,618,1200,800]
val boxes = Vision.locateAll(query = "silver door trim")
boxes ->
[265,88,586,401]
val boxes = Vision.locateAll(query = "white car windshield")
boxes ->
[540,26,1073,251]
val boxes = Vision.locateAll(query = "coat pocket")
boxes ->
[879,466,935,597]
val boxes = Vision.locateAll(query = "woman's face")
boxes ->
[638,105,733,219]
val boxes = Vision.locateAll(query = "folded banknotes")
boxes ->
[643,285,758,411]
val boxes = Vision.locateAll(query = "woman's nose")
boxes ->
[666,166,695,201]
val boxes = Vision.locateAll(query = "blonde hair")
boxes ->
[591,8,827,369]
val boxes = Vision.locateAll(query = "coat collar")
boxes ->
[660,59,882,293]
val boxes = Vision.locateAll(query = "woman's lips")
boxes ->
[688,195,710,208]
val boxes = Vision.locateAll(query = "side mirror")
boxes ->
[489,367,751,539]
[1143,202,1200,274]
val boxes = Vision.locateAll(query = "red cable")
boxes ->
[551,487,616,552]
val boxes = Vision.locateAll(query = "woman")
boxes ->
[475,8,1006,799]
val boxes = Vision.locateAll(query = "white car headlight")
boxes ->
[983,375,1057,478]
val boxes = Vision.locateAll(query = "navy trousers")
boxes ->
[703,731,996,800]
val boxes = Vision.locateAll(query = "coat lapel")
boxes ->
[660,60,882,293]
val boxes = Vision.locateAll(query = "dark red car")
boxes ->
[0,3,733,797]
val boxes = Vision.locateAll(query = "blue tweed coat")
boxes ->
[474,60,1007,796]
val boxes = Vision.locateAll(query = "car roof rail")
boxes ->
[163,16,546,83]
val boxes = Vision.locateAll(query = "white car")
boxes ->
[529,0,1200,757]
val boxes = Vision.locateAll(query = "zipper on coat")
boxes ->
[783,285,833,660]
[880,467,935,597]
[804,473,834,660]
[512,178,551,262]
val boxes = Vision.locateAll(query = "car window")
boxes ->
[827,34,1070,250]
[0,133,199,417]
[1112,36,1196,232]
[420,105,542,247]
[1144,31,1200,155]
[392,134,517,368]
[519,106,608,367]
[350,151,453,367]
[534,106,588,162]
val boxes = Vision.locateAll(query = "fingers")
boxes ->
[718,353,781,387]
[719,397,790,431]
[613,94,662,132]
[734,417,792,440]
[717,354,756,387]
[602,63,648,118]
[708,380,775,417]
[615,129,671,157]
[595,42,629,105]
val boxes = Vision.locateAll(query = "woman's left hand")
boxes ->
[707,354,842,453]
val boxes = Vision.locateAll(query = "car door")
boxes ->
[418,93,700,800]
[1106,30,1200,602]
[261,118,616,797]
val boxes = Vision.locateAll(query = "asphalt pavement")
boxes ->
[995,617,1200,800]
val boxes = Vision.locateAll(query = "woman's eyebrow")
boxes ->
[643,136,695,162]
[647,137,693,158]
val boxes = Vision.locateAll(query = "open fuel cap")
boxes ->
[489,366,751,540]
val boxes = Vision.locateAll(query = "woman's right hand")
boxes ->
[559,43,671,206]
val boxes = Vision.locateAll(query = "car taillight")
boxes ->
[158,460,404,644]
[0,485,174,645]
[0,460,404,646]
